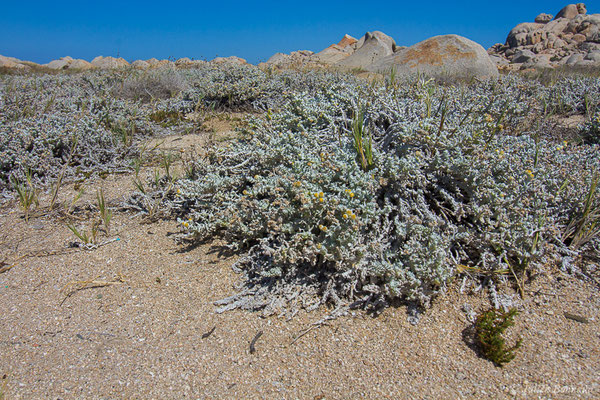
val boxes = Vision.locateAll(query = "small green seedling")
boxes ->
[475,307,522,367]
[67,221,99,246]
[96,189,112,235]
[11,169,39,222]
[350,107,374,171]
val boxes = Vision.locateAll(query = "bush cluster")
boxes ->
[174,72,600,314]
[2,65,600,317]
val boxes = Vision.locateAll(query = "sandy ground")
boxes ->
[1,127,599,400]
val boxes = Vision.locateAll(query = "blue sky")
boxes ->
[1,1,598,64]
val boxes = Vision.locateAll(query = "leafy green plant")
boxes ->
[475,308,522,367]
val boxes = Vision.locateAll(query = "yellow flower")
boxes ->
[349,192,355,198]
[254,175,259,180]
[314,192,319,198]
[525,169,534,178]
[183,222,189,227]
[243,190,249,195]
[351,214,356,220]
[319,192,324,198]
[342,213,348,219]
[319,197,324,203]
[316,244,322,249]
[293,181,301,187]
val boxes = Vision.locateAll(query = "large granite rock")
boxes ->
[0,55,31,70]
[535,13,554,23]
[262,50,314,68]
[368,34,498,80]
[0,55,19,67]
[336,31,396,69]
[211,56,247,65]
[68,59,93,70]
[91,56,129,69]
[46,58,70,70]
[46,56,95,70]
[132,60,151,70]
[555,3,587,19]
[312,34,358,64]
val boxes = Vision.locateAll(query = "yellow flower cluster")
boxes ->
[342,209,357,220]
[293,181,302,188]
[181,217,192,228]
[318,224,328,232]
[314,191,324,202]
[525,169,534,178]
[344,189,355,198]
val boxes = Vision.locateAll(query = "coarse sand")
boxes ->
[1,128,599,400]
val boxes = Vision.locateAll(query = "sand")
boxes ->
[1,127,599,400]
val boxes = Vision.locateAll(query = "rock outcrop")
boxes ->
[488,3,600,69]
[0,55,34,70]
[368,34,499,80]
[91,56,129,69]
[312,34,358,64]
[261,50,314,69]
[211,56,247,65]
[46,56,93,70]
[555,3,587,19]
[68,59,93,70]
[131,60,151,70]
[335,31,396,69]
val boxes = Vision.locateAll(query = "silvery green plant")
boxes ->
[2,64,600,315]
[174,71,600,316]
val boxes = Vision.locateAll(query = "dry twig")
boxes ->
[60,273,126,305]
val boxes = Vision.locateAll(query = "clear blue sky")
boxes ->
[1,1,598,64]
